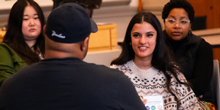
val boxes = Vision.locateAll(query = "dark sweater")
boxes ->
[0,57,146,110]
[164,31,214,103]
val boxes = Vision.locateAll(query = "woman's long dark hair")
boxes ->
[3,0,45,65]
[111,12,189,107]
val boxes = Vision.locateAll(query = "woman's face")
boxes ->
[164,8,191,41]
[22,5,41,41]
[131,22,157,60]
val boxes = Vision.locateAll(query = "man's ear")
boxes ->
[80,37,89,51]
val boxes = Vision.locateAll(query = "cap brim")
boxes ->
[90,18,98,33]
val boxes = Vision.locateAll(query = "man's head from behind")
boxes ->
[44,3,97,59]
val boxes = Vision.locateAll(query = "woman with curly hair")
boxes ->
[162,0,214,109]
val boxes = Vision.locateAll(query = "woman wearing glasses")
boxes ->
[162,0,214,109]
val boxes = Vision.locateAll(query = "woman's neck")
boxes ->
[25,40,36,50]
[133,56,152,70]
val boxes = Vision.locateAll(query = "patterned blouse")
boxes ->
[111,60,203,110]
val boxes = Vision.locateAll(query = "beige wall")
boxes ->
[142,0,169,30]
[0,0,169,42]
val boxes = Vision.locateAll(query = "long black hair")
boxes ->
[3,0,45,64]
[111,12,189,107]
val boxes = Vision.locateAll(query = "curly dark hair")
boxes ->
[162,0,195,23]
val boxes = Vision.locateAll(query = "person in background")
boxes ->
[111,11,203,109]
[162,0,214,109]
[0,3,146,110]
[52,0,102,18]
[0,0,45,86]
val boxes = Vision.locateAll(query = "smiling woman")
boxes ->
[130,22,157,67]
[0,0,45,86]
[110,11,204,110]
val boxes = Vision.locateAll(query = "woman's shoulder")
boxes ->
[0,42,9,47]
[0,42,24,62]
[110,60,131,70]
[166,64,188,82]
[110,63,128,69]
[0,42,12,53]
[0,42,17,55]
[187,32,203,43]
[198,38,212,49]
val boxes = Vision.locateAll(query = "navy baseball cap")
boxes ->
[45,3,98,43]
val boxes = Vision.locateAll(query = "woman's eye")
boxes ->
[180,20,188,24]
[133,33,140,38]
[168,19,175,23]
[147,34,153,37]
[23,18,28,20]
[34,16,39,19]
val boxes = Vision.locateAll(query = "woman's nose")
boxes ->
[29,19,35,26]
[173,22,180,28]
[139,36,146,44]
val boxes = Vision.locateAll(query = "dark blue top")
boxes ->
[0,57,146,110]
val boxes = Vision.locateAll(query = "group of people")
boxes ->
[0,0,215,110]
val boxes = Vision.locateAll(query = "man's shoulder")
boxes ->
[79,62,130,83]
[86,62,124,75]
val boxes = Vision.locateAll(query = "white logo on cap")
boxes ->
[51,30,66,39]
